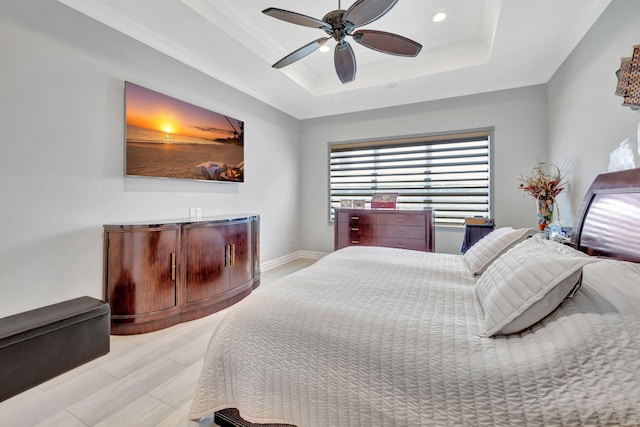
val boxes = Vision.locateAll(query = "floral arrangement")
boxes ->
[518,162,567,230]
[517,162,565,201]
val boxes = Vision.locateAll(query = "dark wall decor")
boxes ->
[614,45,640,110]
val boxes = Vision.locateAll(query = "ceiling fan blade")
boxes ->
[334,41,356,84]
[343,0,398,28]
[353,30,422,56]
[262,8,330,30]
[272,38,330,69]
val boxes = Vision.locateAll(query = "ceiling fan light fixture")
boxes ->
[319,45,331,53]
[262,0,422,84]
[432,12,447,22]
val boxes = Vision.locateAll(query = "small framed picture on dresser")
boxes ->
[353,199,365,209]
[340,199,353,208]
[371,193,398,209]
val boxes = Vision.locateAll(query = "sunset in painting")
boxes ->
[125,82,244,182]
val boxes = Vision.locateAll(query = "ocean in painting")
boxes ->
[126,125,244,181]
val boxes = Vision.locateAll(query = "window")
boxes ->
[329,129,492,227]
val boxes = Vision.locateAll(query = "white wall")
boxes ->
[548,0,640,223]
[299,86,549,254]
[0,1,301,317]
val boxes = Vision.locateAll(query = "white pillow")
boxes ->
[463,227,530,276]
[476,237,596,337]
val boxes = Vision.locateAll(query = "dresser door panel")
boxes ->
[184,224,228,303]
[227,222,252,289]
[106,228,178,315]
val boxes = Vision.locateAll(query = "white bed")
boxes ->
[189,168,640,426]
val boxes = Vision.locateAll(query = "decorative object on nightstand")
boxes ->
[518,162,566,231]
[614,45,640,110]
[548,223,573,245]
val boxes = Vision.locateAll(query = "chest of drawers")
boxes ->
[334,208,434,252]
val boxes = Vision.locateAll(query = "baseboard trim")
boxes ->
[261,250,327,272]
[298,250,326,260]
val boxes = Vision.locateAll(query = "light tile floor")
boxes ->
[0,258,317,427]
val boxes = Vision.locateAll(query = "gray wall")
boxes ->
[299,86,549,254]
[548,0,640,223]
[0,1,301,317]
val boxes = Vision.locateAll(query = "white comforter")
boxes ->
[189,246,640,426]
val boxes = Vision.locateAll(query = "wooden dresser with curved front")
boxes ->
[103,214,259,334]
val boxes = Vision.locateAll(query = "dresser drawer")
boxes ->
[338,223,376,236]
[377,213,426,227]
[377,237,427,251]
[337,211,375,225]
[337,222,375,237]
[376,224,425,239]
[336,233,376,249]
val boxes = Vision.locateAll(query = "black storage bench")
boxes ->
[0,296,110,401]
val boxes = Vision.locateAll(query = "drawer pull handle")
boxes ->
[395,244,405,248]
[171,253,176,281]
[351,216,360,220]
[351,240,360,244]
[351,227,359,231]
[395,218,404,222]
[396,231,405,235]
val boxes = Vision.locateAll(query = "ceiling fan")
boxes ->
[262,0,422,84]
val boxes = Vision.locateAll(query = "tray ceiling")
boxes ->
[56,0,612,119]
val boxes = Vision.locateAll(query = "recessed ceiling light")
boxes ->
[319,45,330,53]
[432,12,447,23]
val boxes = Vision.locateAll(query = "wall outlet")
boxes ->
[189,208,202,220]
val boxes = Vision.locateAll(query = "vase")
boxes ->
[536,198,554,230]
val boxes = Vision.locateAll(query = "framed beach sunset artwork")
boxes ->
[124,82,244,182]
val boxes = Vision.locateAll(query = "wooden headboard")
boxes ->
[572,167,640,263]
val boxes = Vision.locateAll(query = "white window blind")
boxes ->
[329,129,492,226]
